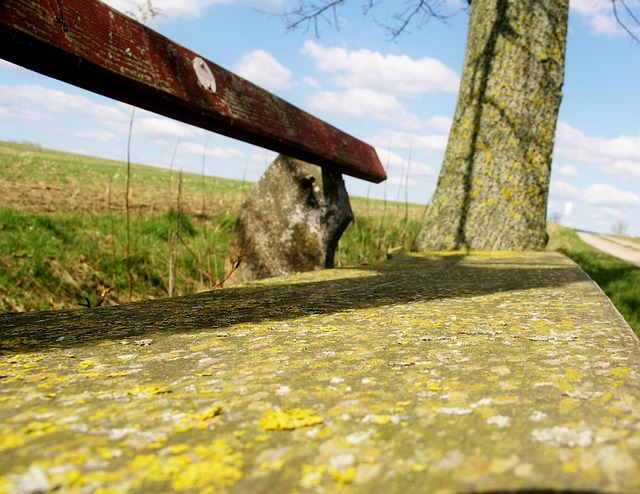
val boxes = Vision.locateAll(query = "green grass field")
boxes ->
[1,141,638,336]
[0,141,424,312]
[546,223,640,334]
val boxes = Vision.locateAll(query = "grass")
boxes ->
[0,141,424,312]
[547,223,640,334]
[0,207,236,311]
[1,141,638,337]
[0,141,248,217]
[339,193,425,267]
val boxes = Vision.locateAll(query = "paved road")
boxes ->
[576,231,640,267]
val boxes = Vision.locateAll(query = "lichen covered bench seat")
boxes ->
[1,252,639,493]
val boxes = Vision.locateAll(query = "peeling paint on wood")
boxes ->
[0,0,386,183]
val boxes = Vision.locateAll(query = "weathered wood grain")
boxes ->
[2,253,640,492]
[0,0,386,183]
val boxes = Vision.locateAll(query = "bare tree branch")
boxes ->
[612,0,640,44]
[281,0,467,39]
[283,0,347,37]
[386,0,458,38]
[125,0,163,23]
[282,0,638,43]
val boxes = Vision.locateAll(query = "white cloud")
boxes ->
[101,0,283,21]
[178,141,246,160]
[307,89,423,129]
[0,84,128,123]
[555,121,640,181]
[248,150,277,172]
[550,180,581,199]
[376,148,437,177]
[134,115,197,138]
[555,163,580,178]
[72,130,119,142]
[387,176,419,187]
[570,0,626,36]
[302,77,320,89]
[0,100,46,122]
[582,183,640,206]
[593,206,625,220]
[233,50,293,91]
[0,60,21,71]
[425,116,453,133]
[549,180,640,235]
[408,162,438,177]
[369,129,448,154]
[551,180,640,208]
[301,41,460,95]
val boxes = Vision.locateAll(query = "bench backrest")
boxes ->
[0,0,386,183]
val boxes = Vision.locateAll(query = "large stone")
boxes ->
[228,155,353,283]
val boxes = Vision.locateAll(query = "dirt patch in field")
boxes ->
[0,141,252,219]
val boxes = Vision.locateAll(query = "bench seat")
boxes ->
[1,252,639,493]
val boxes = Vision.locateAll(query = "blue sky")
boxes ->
[1,0,639,236]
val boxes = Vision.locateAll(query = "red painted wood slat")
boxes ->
[0,0,386,183]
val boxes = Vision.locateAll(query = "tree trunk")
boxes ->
[414,0,569,251]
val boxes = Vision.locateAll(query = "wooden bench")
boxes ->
[0,0,386,184]
[1,252,640,492]
[0,0,386,282]
[3,1,640,492]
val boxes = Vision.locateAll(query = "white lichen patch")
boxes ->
[531,426,594,448]
[329,453,356,470]
[345,430,372,445]
[9,465,52,494]
[487,415,512,428]
[562,390,604,400]
[488,454,520,474]
[437,407,474,416]
[529,411,548,422]
[275,385,291,396]
[362,413,401,425]
[471,398,493,408]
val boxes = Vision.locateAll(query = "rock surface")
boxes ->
[228,154,353,284]
[1,252,640,493]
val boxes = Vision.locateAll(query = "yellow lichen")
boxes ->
[106,371,127,378]
[126,385,171,397]
[330,466,357,484]
[260,460,285,472]
[173,423,194,433]
[79,359,101,369]
[22,420,57,438]
[258,408,324,431]
[96,447,121,461]
[366,413,394,425]
[300,464,326,488]
[564,368,583,383]
[80,371,101,378]
[0,432,25,451]
[611,367,630,379]
[1,252,637,492]
[196,405,223,421]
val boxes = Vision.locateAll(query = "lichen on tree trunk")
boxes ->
[415,0,569,251]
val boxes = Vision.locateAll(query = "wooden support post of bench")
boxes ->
[0,0,385,183]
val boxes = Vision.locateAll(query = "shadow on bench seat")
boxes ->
[1,252,639,493]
